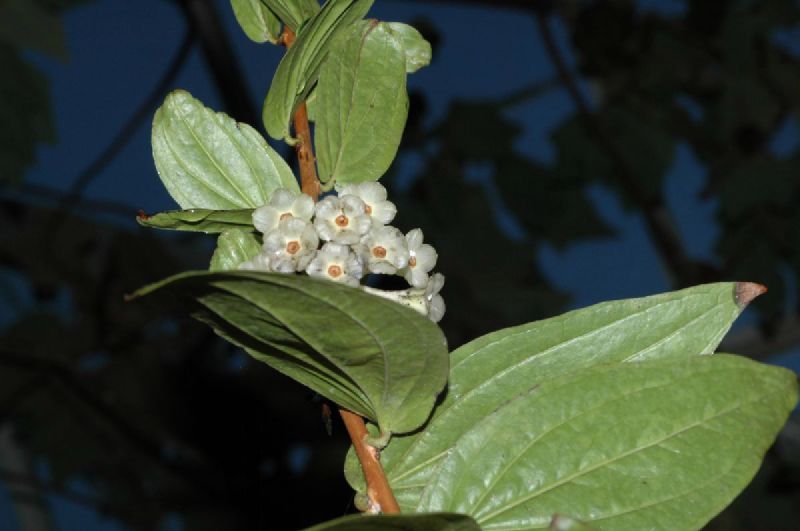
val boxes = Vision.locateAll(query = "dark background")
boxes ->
[1,0,799,529]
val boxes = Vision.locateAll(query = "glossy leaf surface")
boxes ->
[131,271,448,435]
[387,22,431,73]
[262,0,374,142]
[230,0,282,43]
[210,229,261,271]
[153,89,297,209]
[304,513,481,531]
[417,355,797,530]
[137,208,254,233]
[346,283,763,510]
[262,0,320,31]
[316,20,408,184]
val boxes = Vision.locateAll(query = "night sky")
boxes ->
[3,0,799,529]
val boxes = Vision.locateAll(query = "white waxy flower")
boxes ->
[313,195,371,244]
[360,272,446,323]
[262,218,319,272]
[237,252,272,272]
[252,189,314,234]
[402,228,438,287]
[306,243,363,287]
[425,273,446,323]
[338,182,397,226]
[361,226,409,274]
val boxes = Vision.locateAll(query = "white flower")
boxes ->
[313,195,371,244]
[306,243,363,287]
[262,218,319,272]
[401,229,438,287]
[424,273,446,323]
[252,189,314,234]
[361,226,409,274]
[238,252,272,272]
[359,272,446,323]
[337,182,397,226]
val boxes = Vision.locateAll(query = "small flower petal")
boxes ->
[306,243,363,286]
[252,189,313,234]
[402,229,438,287]
[313,195,371,244]
[263,218,319,272]
[362,225,409,274]
[338,182,396,226]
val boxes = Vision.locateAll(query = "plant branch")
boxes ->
[0,350,216,497]
[282,28,321,200]
[339,409,400,514]
[534,12,699,287]
[0,466,106,514]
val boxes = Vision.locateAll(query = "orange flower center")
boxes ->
[286,241,300,255]
[327,265,343,278]
[365,204,373,215]
[372,246,387,259]
[280,212,292,221]
[335,214,349,227]
[408,256,417,267]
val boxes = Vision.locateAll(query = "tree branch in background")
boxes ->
[57,29,195,216]
[178,0,260,128]
[0,349,216,498]
[534,11,700,288]
[0,465,105,517]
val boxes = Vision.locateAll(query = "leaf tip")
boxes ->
[734,282,767,309]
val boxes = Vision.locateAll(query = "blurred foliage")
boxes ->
[0,0,91,185]
[1,0,800,530]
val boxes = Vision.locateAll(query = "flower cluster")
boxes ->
[239,183,445,322]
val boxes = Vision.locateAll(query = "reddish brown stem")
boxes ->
[282,27,321,200]
[280,27,397,511]
[339,409,401,514]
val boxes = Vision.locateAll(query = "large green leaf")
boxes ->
[137,208,255,233]
[210,229,261,271]
[346,282,764,510]
[152,89,298,209]
[303,513,482,531]
[262,0,320,31]
[131,271,448,435]
[230,0,282,44]
[386,22,432,73]
[417,355,798,530]
[262,0,374,142]
[315,20,408,184]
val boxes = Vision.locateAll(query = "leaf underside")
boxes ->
[131,270,449,435]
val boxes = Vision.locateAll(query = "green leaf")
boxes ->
[152,89,298,210]
[387,22,432,73]
[549,515,594,530]
[131,271,448,435]
[417,355,798,530]
[210,229,261,271]
[261,0,320,31]
[230,0,282,44]
[303,513,482,531]
[262,0,374,142]
[315,20,408,184]
[137,208,255,233]
[346,282,765,511]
